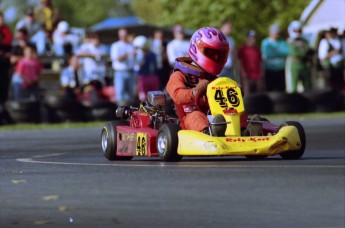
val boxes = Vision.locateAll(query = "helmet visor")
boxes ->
[197,40,229,63]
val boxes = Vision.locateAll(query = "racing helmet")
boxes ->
[189,27,229,75]
[288,21,302,39]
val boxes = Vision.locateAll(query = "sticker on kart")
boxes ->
[136,133,147,156]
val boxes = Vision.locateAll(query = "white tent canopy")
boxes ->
[301,0,345,34]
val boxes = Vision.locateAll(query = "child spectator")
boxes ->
[237,30,263,94]
[11,45,42,101]
[133,35,160,101]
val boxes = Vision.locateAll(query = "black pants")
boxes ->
[264,69,286,92]
[0,57,11,103]
[327,65,344,91]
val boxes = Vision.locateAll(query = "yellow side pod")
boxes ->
[177,126,301,156]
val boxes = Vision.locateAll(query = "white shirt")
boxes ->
[110,40,135,71]
[76,42,108,84]
[151,39,163,69]
[167,39,189,66]
[318,37,343,65]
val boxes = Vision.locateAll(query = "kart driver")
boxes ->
[166,27,235,135]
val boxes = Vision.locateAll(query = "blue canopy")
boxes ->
[90,17,145,31]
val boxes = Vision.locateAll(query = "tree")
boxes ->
[131,0,309,44]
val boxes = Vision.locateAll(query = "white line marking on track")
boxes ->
[16,156,345,169]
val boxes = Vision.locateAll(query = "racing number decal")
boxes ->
[227,88,240,107]
[136,133,147,156]
[214,88,240,108]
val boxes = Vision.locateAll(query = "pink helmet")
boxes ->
[189,27,230,75]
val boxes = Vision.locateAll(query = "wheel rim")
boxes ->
[157,132,167,155]
[101,129,108,153]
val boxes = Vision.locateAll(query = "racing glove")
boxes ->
[192,79,209,97]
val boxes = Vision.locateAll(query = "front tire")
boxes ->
[279,121,306,160]
[101,120,132,160]
[157,124,182,162]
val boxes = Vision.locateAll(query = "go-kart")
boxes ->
[101,77,306,161]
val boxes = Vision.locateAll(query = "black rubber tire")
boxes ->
[5,100,41,123]
[279,121,306,160]
[267,92,308,114]
[92,107,116,121]
[302,89,340,113]
[245,155,268,159]
[244,93,273,114]
[157,124,182,162]
[101,120,132,161]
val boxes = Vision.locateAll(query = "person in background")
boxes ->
[16,8,46,55]
[52,21,80,56]
[167,25,189,67]
[151,30,169,89]
[11,44,42,101]
[261,24,289,92]
[237,30,263,94]
[76,32,108,87]
[34,0,60,36]
[133,35,160,101]
[0,11,13,105]
[219,19,237,80]
[285,21,312,93]
[110,28,136,106]
[10,28,34,66]
[60,55,84,100]
[318,27,344,91]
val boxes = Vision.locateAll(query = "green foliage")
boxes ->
[131,0,310,44]
[54,0,133,27]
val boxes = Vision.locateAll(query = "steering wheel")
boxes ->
[195,90,209,113]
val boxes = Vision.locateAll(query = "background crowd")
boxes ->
[1,0,345,123]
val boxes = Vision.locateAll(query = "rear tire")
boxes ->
[101,120,132,161]
[157,124,182,162]
[279,121,306,159]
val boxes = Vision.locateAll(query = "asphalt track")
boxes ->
[0,117,344,227]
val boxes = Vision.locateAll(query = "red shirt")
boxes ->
[0,24,13,46]
[15,58,42,82]
[237,45,262,80]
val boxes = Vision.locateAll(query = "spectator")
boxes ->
[261,24,289,92]
[219,19,237,80]
[133,35,160,101]
[10,28,34,66]
[285,21,312,93]
[0,11,13,104]
[237,30,263,94]
[151,30,170,89]
[52,21,80,56]
[318,27,344,91]
[16,7,46,55]
[34,0,60,36]
[167,25,189,67]
[110,28,136,105]
[11,44,42,101]
[60,55,84,100]
[76,32,107,87]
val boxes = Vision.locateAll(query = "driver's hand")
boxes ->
[193,79,209,97]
